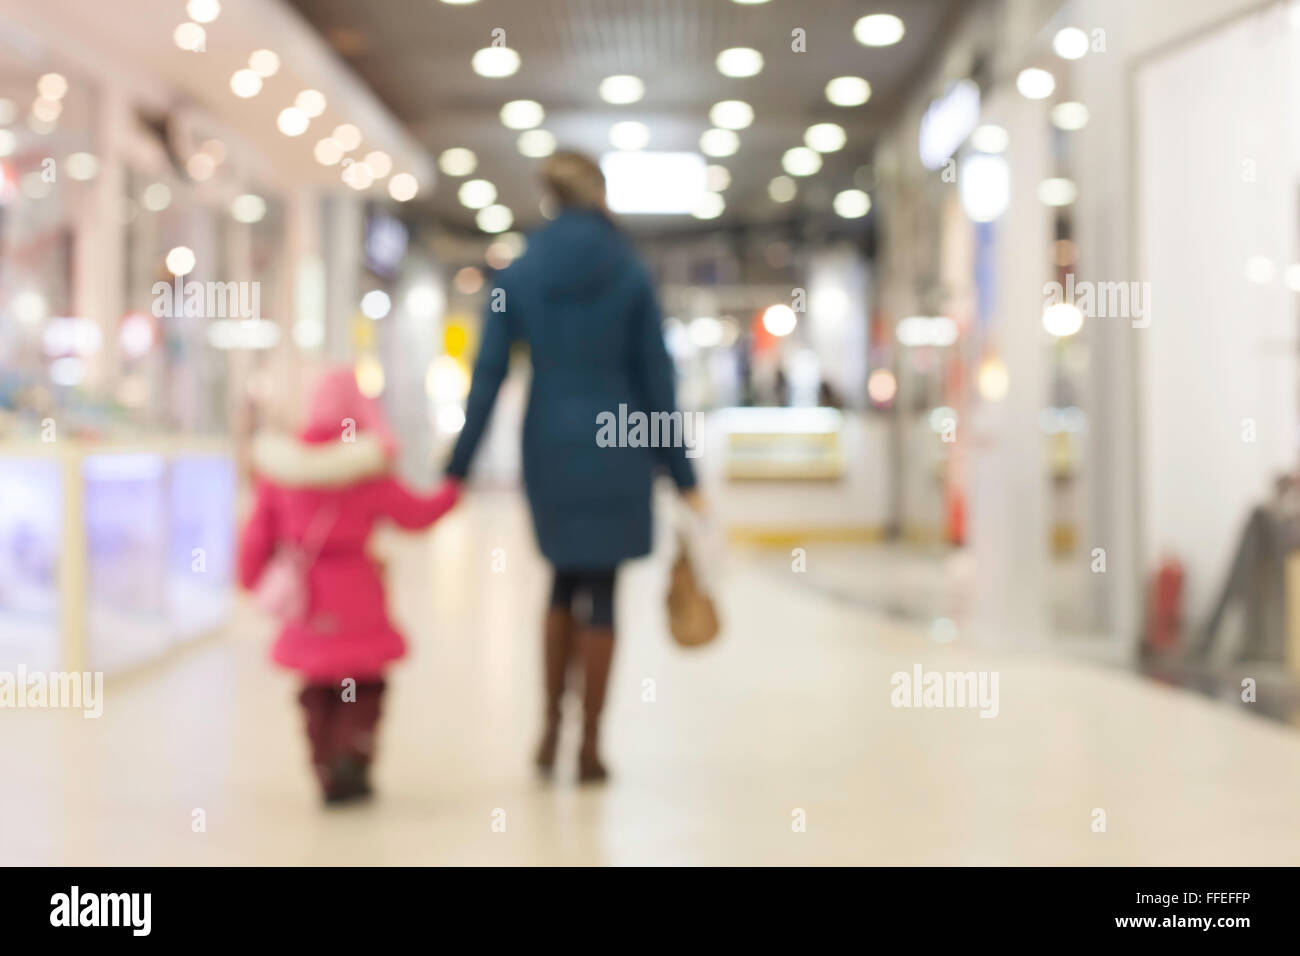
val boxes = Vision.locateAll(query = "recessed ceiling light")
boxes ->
[691,193,725,220]
[296,89,327,117]
[187,0,221,22]
[599,75,645,104]
[0,98,16,124]
[231,193,266,223]
[768,175,796,202]
[472,46,520,77]
[249,49,280,78]
[364,150,392,178]
[142,183,172,211]
[314,137,344,165]
[699,128,739,157]
[1016,68,1055,100]
[706,165,731,191]
[854,14,905,47]
[477,204,514,233]
[230,69,262,98]
[332,123,362,151]
[186,152,216,180]
[833,189,871,218]
[804,122,846,152]
[518,129,557,158]
[343,161,375,190]
[439,147,477,177]
[388,173,419,201]
[1037,177,1077,206]
[277,107,309,136]
[166,246,197,276]
[37,73,68,100]
[500,99,544,129]
[709,100,753,130]
[173,23,206,52]
[716,47,763,78]
[31,98,61,123]
[782,147,822,176]
[969,124,1008,153]
[1053,26,1089,60]
[0,129,14,157]
[66,152,98,181]
[825,76,870,107]
[610,121,650,150]
[459,179,498,209]
[1050,102,1089,130]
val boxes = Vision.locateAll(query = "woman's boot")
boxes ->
[576,627,614,782]
[535,606,574,773]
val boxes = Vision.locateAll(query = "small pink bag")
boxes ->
[254,503,339,623]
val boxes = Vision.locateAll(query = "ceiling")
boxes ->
[287,0,966,236]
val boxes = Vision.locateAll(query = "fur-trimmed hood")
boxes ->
[251,432,388,488]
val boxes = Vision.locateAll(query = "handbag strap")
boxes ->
[297,498,342,568]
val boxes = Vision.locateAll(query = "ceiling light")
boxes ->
[716,47,763,77]
[825,76,870,107]
[66,152,98,181]
[854,14,905,47]
[472,46,520,77]
[691,193,725,220]
[314,137,344,164]
[388,173,419,201]
[186,152,216,179]
[706,165,730,191]
[1050,102,1089,130]
[361,290,391,319]
[833,189,871,218]
[31,98,61,123]
[439,147,477,176]
[501,99,544,129]
[231,193,267,223]
[689,317,723,347]
[364,150,392,177]
[518,129,556,157]
[610,120,650,150]
[768,175,796,202]
[1042,302,1083,337]
[1037,177,1077,206]
[1016,68,1055,100]
[187,0,220,22]
[599,75,645,104]
[37,73,68,100]
[331,124,362,151]
[804,122,846,152]
[173,23,205,52]
[782,146,821,176]
[0,129,14,157]
[0,98,15,124]
[762,304,797,336]
[142,183,171,211]
[699,128,739,157]
[166,246,196,276]
[277,107,309,137]
[710,100,753,130]
[230,69,261,98]
[343,161,375,190]
[249,49,280,78]
[459,179,497,209]
[296,89,327,117]
[11,290,48,324]
[477,204,513,233]
[1053,26,1089,60]
[601,151,706,214]
[969,124,1008,153]
[959,153,1009,221]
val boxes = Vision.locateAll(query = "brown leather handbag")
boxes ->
[667,534,720,647]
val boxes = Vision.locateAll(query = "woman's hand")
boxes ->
[682,488,706,514]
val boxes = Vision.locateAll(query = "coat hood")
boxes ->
[251,432,388,488]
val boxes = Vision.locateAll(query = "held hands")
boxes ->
[682,487,707,515]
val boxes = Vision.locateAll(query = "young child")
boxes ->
[238,367,459,805]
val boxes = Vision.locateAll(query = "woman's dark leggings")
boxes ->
[550,568,617,630]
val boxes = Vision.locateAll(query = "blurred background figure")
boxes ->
[446,151,700,782]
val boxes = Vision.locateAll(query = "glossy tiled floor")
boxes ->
[5,490,1300,865]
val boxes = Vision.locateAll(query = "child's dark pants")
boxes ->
[298,680,385,795]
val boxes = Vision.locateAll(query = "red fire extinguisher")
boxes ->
[1148,557,1184,652]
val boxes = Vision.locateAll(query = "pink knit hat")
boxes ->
[299,364,397,456]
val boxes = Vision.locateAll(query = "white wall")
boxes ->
[1135,7,1299,621]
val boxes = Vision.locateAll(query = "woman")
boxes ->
[446,151,700,782]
